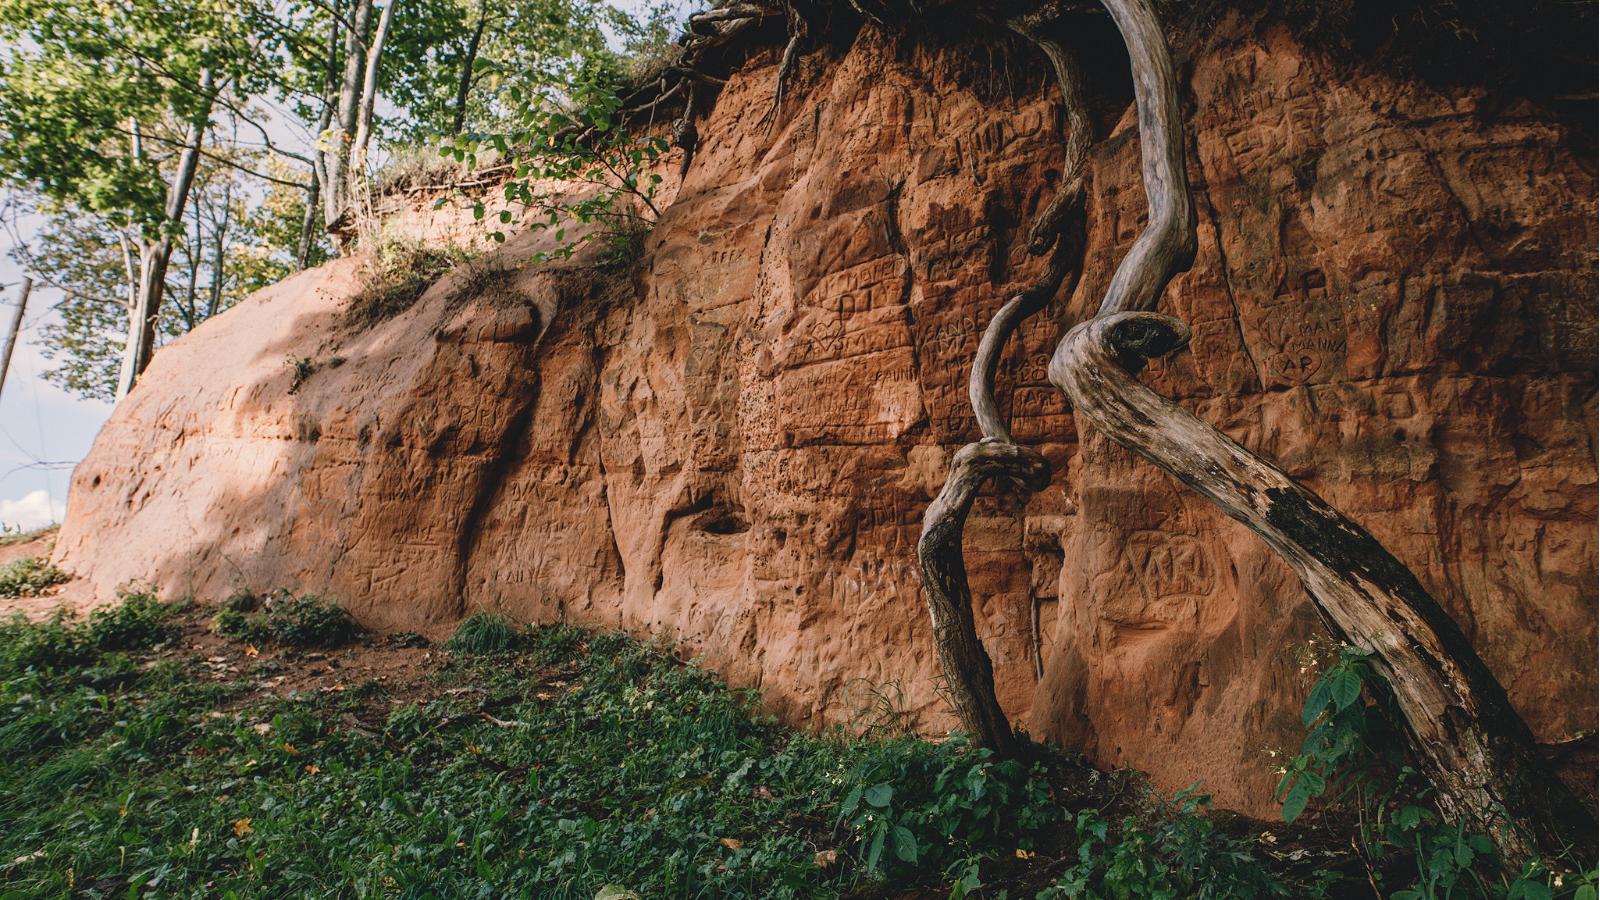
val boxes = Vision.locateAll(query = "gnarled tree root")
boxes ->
[1051,312,1597,866]
[918,441,1050,755]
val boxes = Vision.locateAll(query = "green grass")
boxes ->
[0,556,66,598]
[0,595,1319,898]
[444,610,522,655]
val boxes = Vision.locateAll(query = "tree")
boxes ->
[18,159,291,401]
[0,0,281,396]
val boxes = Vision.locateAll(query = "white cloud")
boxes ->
[0,489,64,532]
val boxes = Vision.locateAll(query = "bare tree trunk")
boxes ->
[205,180,232,320]
[451,0,488,136]
[323,0,374,231]
[351,0,398,174]
[116,68,215,399]
[298,14,342,269]
[0,277,31,402]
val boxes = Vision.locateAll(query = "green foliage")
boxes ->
[443,61,668,264]
[345,240,471,325]
[0,590,176,675]
[444,610,522,654]
[211,591,357,648]
[1279,642,1596,898]
[0,556,66,597]
[1040,788,1287,899]
[0,608,1159,898]
[835,735,1057,880]
[83,590,180,651]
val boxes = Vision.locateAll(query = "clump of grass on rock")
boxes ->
[211,590,357,649]
[345,240,470,326]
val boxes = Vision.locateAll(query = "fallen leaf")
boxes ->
[243,645,259,657]
[283,742,299,756]
[752,786,774,800]
[719,838,742,850]
[1015,848,1036,860]
[304,764,321,775]
[232,818,252,838]
[814,850,837,868]
[252,723,272,735]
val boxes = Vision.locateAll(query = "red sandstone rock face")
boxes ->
[53,24,1596,815]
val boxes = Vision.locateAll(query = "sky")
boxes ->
[0,0,696,534]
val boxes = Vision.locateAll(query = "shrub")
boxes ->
[1039,788,1288,899]
[212,591,357,648]
[84,590,177,651]
[0,556,66,597]
[345,240,470,325]
[444,611,521,655]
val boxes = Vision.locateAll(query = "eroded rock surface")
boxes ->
[54,22,1596,813]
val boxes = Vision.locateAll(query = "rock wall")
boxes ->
[54,20,1597,814]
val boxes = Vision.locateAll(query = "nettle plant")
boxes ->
[441,63,668,265]
[1278,643,1599,899]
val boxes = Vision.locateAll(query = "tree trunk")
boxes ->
[323,0,374,231]
[298,14,342,269]
[116,68,215,399]
[351,0,398,174]
[0,277,31,402]
[451,1,488,136]
[916,7,1093,754]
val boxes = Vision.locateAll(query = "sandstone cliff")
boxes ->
[52,16,1597,814]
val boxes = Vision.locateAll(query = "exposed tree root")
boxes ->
[1029,0,1591,867]
[917,13,1094,753]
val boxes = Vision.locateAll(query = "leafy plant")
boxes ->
[1278,642,1595,898]
[84,590,178,651]
[0,556,66,597]
[1040,787,1286,899]
[442,62,668,265]
[211,591,357,648]
[345,240,471,325]
[835,734,1058,881]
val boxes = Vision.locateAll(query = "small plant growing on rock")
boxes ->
[346,240,471,326]
[286,356,316,393]
[0,556,66,598]
[444,611,521,655]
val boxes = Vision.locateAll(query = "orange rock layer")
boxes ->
[54,24,1597,814]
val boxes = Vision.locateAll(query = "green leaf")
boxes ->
[1302,679,1332,725]
[890,825,917,863]
[865,826,886,872]
[864,783,892,808]
[1329,669,1363,710]
[1573,885,1596,900]
[840,785,862,817]
[1280,778,1313,823]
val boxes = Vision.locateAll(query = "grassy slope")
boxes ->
[0,598,1341,898]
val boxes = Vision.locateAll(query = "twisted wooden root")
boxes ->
[917,13,1094,753]
[1040,0,1592,867]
